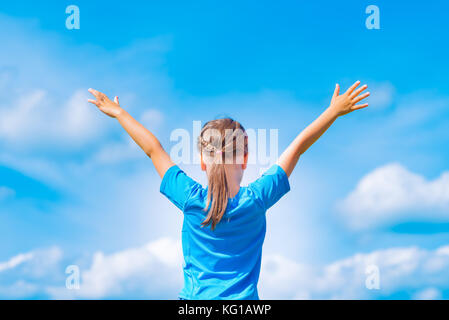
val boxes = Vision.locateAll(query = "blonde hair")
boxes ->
[198,118,248,230]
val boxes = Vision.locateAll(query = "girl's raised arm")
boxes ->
[277,81,370,178]
[88,89,174,178]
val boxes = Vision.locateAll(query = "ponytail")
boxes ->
[201,161,229,230]
[198,118,248,230]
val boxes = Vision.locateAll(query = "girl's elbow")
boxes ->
[143,146,153,158]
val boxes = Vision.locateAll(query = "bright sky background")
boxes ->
[1,0,449,299]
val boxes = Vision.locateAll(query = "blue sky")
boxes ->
[0,0,449,299]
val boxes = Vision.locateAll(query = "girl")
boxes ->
[88,81,369,300]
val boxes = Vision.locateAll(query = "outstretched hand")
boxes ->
[88,88,123,118]
[329,81,370,117]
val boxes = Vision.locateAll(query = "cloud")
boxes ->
[0,252,33,272]
[64,239,449,300]
[337,163,449,230]
[258,254,313,299]
[0,247,63,299]
[0,153,65,187]
[49,237,183,299]
[413,287,442,300]
[1,237,449,300]
[89,138,143,165]
[0,90,45,141]
[0,89,105,148]
[0,247,63,275]
[0,238,184,300]
[259,244,449,299]
[0,13,172,155]
[88,107,164,166]
[366,82,394,109]
[140,109,164,129]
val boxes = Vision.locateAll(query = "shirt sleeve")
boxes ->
[249,164,290,210]
[160,165,202,211]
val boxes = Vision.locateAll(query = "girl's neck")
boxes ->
[224,165,243,198]
[227,181,241,198]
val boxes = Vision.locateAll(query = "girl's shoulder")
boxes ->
[183,183,208,211]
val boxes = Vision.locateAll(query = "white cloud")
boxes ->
[1,237,449,300]
[89,138,143,165]
[0,247,63,299]
[140,109,164,129]
[337,163,449,230]
[52,238,449,300]
[0,247,62,275]
[55,237,183,299]
[260,244,449,299]
[0,252,34,272]
[62,90,104,142]
[22,247,63,278]
[258,254,314,299]
[413,287,442,300]
[0,153,65,187]
[0,89,105,148]
[367,82,394,109]
[0,90,45,141]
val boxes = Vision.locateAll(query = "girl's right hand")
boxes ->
[88,88,124,118]
[328,81,370,117]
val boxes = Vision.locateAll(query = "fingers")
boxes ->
[88,88,113,108]
[352,103,369,111]
[88,88,109,104]
[332,84,340,99]
[88,99,99,106]
[88,88,101,98]
[345,80,361,95]
[350,84,368,99]
[352,92,370,104]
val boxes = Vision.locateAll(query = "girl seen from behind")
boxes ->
[88,81,370,300]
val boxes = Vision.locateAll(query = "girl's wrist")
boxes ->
[115,107,126,119]
[326,105,340,119]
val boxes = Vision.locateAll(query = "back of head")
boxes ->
[198,118,248,230]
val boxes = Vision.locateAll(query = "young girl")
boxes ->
[88,81,369,300]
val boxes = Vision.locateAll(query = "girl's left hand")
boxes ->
[88,88,123,118]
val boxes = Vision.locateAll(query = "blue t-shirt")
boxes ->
[160,164,290,300]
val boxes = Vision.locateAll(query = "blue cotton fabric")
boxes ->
[160,164,290,300]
